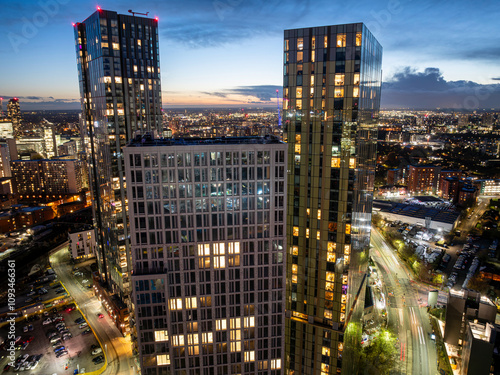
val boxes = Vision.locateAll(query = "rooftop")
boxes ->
[126,135,284,148]
[373,200,460,224]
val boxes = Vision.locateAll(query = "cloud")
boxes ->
[382,67,500,109]
[492,78,500,81]
[0,95,80,110]
[160,0,311,47]
[202,85,281,102]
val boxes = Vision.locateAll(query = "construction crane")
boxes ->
[128,9,149,17]
[276,89,282,128]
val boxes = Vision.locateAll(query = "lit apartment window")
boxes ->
[323,36,328,48]
[336,34,346,47]
[284,39,289,51]
[157,354,170,365]
[335,74,344,86]
[311,36,316,49]
[334,88,344,98]
[356,32,362,46]
[297,38,303,50]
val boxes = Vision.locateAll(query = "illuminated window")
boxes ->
[316,231,320,240]
[297,38,303,50]
[296,100,302,110]
[216,319,227,330]
[202,332,213,343]
[271,359,282,370]
[342,275,348,284]
[306,228,310,238]
[331,157,340,168]
[334,88,344,98]
[295,134,301,143]
[230,341,241,352]
[311,36,315,49]
[335,74,344,86]
[101,42,109,48]
[187,334,199,345]
[112,42,120,50]
[310,75,314,86]
[284,39,289,51]
[311,50,315,62]
[336,34,346,47]
[172,335,185,346]
[115,77,122,84]
[326,271,335,282]
[244,351,255,362]
[349,158,356,169]
[186,297,197,309]
[345,224,351,235]
[322,347,331,356]
[297,51,303,63]
[169,298,182,310]
[353,87,360,98]
[325,291,333,300]
[133,65,138,72]
[292,246,299,255]
[356,33,362,46]
[323,36,328,48]
[214,256,225,268]
[341,294,347,304]
[317,210,321,220]
[325,282,334,292]
[296,87,302,99]
[354,73,360,85]
[103,76,111,83]
[157,354,170,366]
[137,39,142,46]
[154,330,169,342]
[293,226,299,236]
[292,264,298,274]
[292,144,302,156]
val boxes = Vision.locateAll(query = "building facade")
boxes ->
[11,158,84,198]
[69,226,96,260]
[283,24,382,374]
[124,136,287,375]
[408,165,441,194]
[74,8,162,321]
[7,98,20,137]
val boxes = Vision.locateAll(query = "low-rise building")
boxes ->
[0,205,55,233]
[68,226,96,260]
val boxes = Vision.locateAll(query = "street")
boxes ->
[371,227,438,375]
[49,247,136,375]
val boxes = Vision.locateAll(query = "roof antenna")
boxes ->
[128,9,149,17]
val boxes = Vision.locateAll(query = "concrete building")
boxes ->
[0,120,14,139]
[283,23,382,374]
[458,185,478,207]
[11,158,84,199]
[373,200,460,233]
[68,226,96,260]
[461,322,500,375]
[444,290,497,347]
[440,177,460,202]
[474,179,500,195]
[124,135,287,375]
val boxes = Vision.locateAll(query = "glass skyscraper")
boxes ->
[283,23,382,374]
[74,8,162,333]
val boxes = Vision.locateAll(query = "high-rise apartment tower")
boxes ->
[283,23,382,374]
[124,135,287,375]
[74,8,162,333]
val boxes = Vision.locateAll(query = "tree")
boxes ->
[360,329,398,374]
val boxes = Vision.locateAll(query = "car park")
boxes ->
[79,322,88,329]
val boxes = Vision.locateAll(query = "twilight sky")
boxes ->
[1,0,499,110]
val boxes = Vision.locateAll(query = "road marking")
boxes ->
[399,309,404,325]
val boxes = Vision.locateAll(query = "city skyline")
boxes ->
[1,0,500,110]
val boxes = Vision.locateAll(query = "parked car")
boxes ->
[74,317,84,324]
[92,347,102,355]
[42,318,52,325]
[79,322,88,329]
[82,328,92,335]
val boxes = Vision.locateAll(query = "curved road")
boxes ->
[50,247,136,375]
[371,227,438,375]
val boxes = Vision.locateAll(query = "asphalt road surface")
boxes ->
[371,228,438,375]
[50,247,136,375]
